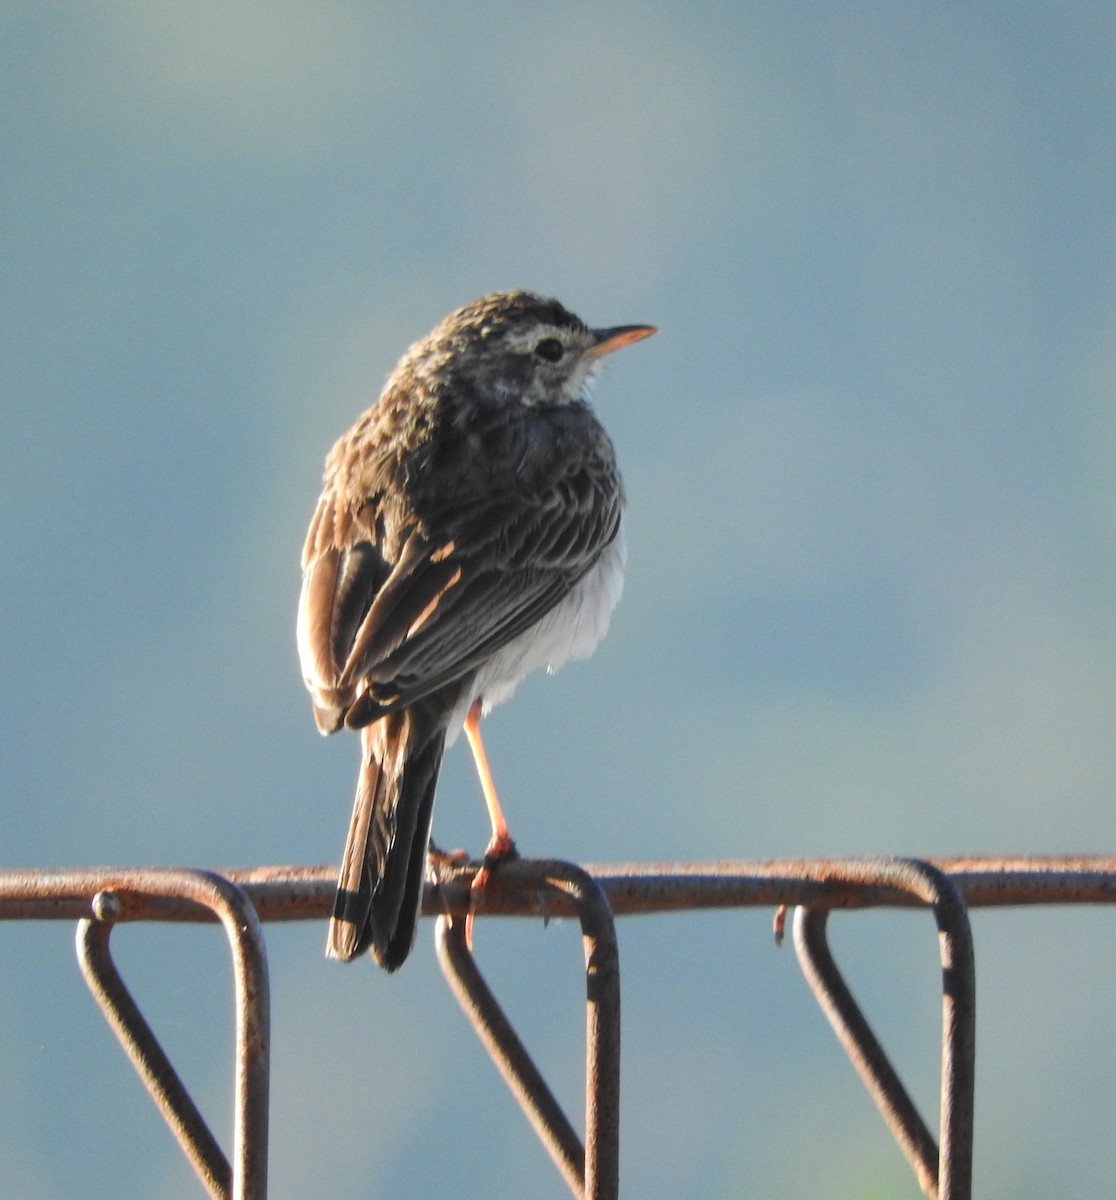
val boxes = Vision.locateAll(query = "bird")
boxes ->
[297,291,655,970]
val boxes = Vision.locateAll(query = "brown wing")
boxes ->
[297,407,621,733]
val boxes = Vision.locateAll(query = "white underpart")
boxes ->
[443,517,627,747]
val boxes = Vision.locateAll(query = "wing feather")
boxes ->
[298,401,622,732]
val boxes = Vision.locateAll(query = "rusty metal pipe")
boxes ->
[436,915,586,1197]
[68,870,269,1200]
[792,858,975,1200]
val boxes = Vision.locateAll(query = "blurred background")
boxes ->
[3,3,1116,1197]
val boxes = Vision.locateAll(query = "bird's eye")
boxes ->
[534,337,565,363]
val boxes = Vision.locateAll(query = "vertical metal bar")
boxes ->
[929,866,976,1200]
[535,862,621,1200]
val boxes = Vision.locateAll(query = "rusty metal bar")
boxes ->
[5,857,1116,923]
[793,907,939,1193]
[1,856,1112,1199]
[77,914,232,1198]
[434,859,621,1200]
[67,870,270,1200]
[532,860,621,1200]
[224,855,1111,918]
[791,859,976,1200]
[436,915,586,1196]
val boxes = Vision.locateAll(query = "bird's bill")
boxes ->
[586,324,658,358]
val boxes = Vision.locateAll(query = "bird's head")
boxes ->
[403,291,656,408]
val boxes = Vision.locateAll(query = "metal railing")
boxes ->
[4,854,1115,1200]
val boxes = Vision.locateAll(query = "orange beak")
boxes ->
[586,324,658,359]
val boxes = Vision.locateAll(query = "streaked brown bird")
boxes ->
[298,291,655,969]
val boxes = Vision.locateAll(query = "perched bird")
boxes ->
[298,291,655,969]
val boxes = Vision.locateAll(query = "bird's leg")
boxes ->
[464,700,517,859]
[463,699,518,947]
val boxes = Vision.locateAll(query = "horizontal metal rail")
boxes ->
[4,855,1114,922]
[3,854,1116,1199]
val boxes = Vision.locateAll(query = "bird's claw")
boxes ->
[464,834,519,950]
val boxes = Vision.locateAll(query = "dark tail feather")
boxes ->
[327,716,446,969]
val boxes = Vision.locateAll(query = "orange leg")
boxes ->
[464,700,515,856]
[463,699,518,947]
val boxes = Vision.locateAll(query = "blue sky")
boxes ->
[3,3,1116,1197]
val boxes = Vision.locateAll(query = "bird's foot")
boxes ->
[464,832,519,949]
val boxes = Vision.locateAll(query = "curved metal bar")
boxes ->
[793,907,939,1195]
[73,870,270,1200]
[77,916,232,1198]
[435,915,586,1196]
[791,858,975,1200]
[531,861,621,1200]
[435,858,621,1200]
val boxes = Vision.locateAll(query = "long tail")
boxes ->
[328,711,446,969]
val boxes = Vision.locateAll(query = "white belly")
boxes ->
[444,520,626,745]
